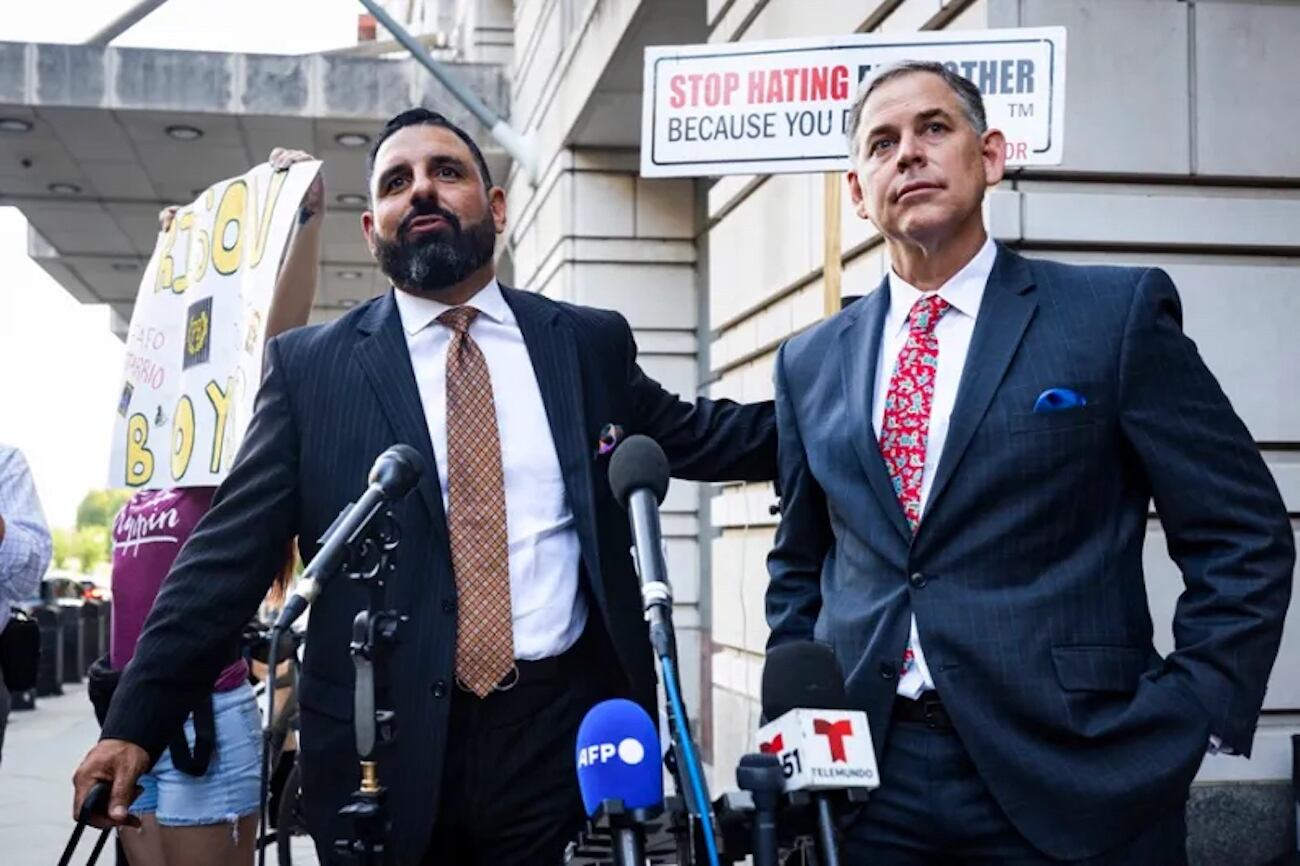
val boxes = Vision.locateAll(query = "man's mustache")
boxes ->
[398,202,461,240]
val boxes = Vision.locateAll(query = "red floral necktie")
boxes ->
[879,294,950,531]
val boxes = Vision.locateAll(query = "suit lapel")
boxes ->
[838,279,912,543]
[504,287,605,601]
[354,291,448,540]
[921,245,1037,527]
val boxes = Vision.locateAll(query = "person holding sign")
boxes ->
[73,108,777,865]
[79,147,324,866]
[763,60,1293,863]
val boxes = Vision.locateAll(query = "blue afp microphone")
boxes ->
[576,699,662,866]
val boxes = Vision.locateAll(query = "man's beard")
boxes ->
[373,202,497,295]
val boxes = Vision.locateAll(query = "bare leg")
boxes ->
[158,815,259,866]
[119,814,167,866]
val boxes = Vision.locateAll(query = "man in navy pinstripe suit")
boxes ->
[766,62,1293,864]
[77,109,776,864]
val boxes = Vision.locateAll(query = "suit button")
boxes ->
[909,572,928,589]
[432,680,447,698]
[441,599,455,614]
[879,662,897,680]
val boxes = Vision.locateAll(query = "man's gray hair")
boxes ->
[845,60,988,158]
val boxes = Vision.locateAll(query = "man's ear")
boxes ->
[489,187,508,234]
[361,210,378,257]
[981,128,1007,187]
[847,169,871,222]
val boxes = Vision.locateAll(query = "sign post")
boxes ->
[823,173,842,316]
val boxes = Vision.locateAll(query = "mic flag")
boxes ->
[758,641,879,792]
[575,699,664,816]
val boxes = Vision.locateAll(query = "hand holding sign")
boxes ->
[110,158,322,489]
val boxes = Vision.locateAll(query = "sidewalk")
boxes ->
[0,683,99,860]
[0,684,318,864]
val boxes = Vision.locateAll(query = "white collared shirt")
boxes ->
[872,236,998,697]
[394,280,585,660]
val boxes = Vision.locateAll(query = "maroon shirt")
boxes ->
[111,488,247,691]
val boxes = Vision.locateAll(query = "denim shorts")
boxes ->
[129,682,262,826]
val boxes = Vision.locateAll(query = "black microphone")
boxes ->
[274,444,424,630]
[608,435,673,658]
[760,642,866,866]
[736,753,782,866]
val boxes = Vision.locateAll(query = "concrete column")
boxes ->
[505,146,707,723]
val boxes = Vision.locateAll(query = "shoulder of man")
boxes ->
[1017,250,1156,307]
[500,283,628,335]
[778,292,868,374]
[0,442,26,478]
[268,297,379,364]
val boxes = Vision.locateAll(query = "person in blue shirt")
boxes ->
[0,442,53,765]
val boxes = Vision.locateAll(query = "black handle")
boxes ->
[58,782,113,866]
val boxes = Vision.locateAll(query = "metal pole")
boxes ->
[84,0,171,46]
[356,0,537,184]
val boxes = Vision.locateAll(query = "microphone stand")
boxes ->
[329,509,403,866]
[625,492,721,866]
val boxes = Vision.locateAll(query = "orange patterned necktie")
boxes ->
[438,306,515,697]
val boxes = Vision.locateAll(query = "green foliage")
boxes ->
[50,525,111,573]
[51,527,75,570]
[75,489,131,531]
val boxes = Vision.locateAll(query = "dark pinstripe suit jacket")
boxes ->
[103,286,776,863]
[766,244,1293,859]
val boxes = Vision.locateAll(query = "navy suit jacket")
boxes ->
[766,244,1293,859]
[103,286,776,864]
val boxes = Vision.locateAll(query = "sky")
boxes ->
[0,1,360,527]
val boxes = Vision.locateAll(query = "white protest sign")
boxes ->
[641,27,1066,177]
[110,160,321,489]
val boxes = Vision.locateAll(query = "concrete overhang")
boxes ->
[0,41,508,337]
[568,0,706,149]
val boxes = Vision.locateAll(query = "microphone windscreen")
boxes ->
[575,699,663,816]
[761,642,848,720]
[369,444,425,497]
[608,435,670,507]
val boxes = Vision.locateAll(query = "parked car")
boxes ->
[79,578,111,603]
[42,573,87,609]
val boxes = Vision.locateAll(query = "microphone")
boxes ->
[608,435,721,866]
[608,434,671,596]
[576,699,663,866]
[274,444,424,630]
[608,435,674,659]
[757,642,880,866]
[735,753,782,866]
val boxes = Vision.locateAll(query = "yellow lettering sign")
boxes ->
[249,169,289,269]
[171,210,195,294]
[126,413,155,486]
[205,378,234,473]
[212,181,247,275]
[170,395,196,481]
[154,221,178,293]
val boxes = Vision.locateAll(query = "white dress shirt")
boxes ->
[0,444,52,635]
[394,280,586,660]
[872,237,997,698]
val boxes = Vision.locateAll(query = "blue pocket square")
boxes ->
[1034,388,1087,413]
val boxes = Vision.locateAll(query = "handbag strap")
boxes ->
[168,691,216,776]
[59,783,112,866]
